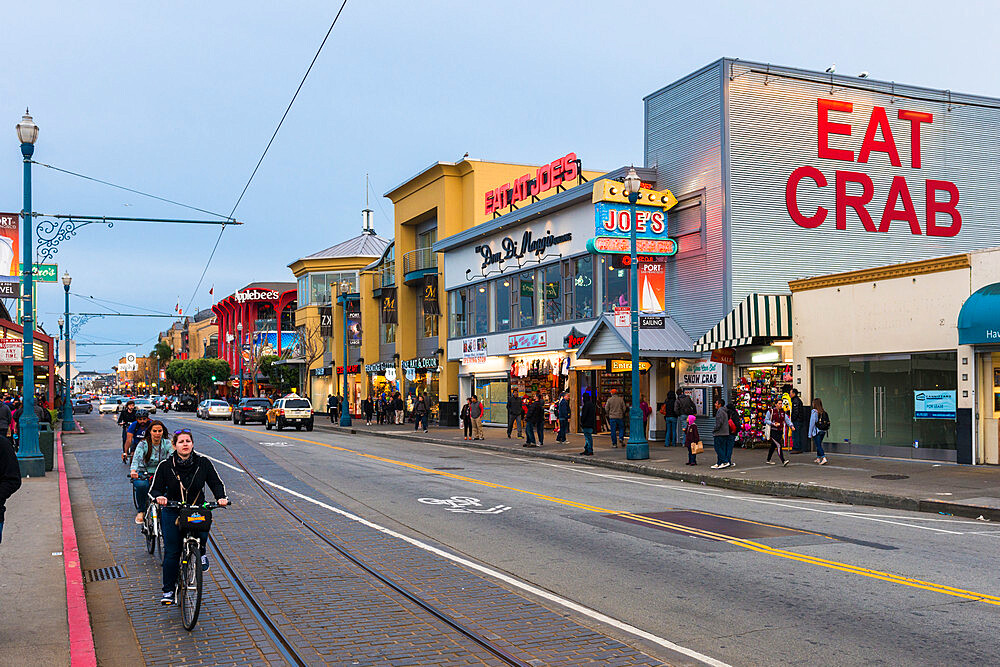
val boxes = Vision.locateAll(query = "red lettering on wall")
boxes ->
[878,176,921,234]
[858,106,901,167]
[563,153,579,181]
[817,99,854,162]
[835,170,876,231]
[926,180,962,237]
[785,165,828,228]
[898,109,933,169]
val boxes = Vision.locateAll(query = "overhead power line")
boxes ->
[183,0,351,314]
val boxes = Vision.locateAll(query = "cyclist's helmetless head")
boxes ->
[172,430,194,458]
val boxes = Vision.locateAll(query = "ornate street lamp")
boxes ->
[61,272,76,430]
[623,167,649,460]
[16,110,43,476]
[337,279,353,426]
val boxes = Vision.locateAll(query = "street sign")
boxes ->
[639,315,665,329]
[0,338,21,363]
[120,352,138,372]
[0,281,20,298]
[606,359,651,373]
[613,307,630,327]
[19,263,57,283]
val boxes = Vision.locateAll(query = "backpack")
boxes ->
[816,410,831,432]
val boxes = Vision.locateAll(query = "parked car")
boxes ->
[72,399,94,414]
[265,396,314,431]
[98,397,121,414]
[176,394,198,412]
[198,399,232,420]
[232,397,272,425]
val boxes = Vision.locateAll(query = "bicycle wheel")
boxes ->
[145,520,155,554]
[180,541,203,631]
[156,527,164,564]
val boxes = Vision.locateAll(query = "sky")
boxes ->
[3,0,999,371]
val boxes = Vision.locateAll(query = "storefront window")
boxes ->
[421,299,439,338]
[495,277,512,331]
[571,256,594,319]
[297,276,307,306]
[542,264,561,324]
[518,271,535,328]
[306,271,358,305]
[602,257,630,311]
[380,320,396,344]
[473,283,489,334]
[449,289,468,338]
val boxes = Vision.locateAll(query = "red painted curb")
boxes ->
[57,431,98,666]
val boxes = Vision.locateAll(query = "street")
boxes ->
[71,413,1000,666]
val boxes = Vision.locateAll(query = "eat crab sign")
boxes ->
[786,99,961,237]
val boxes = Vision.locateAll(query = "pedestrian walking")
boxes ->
[578,393,595,456]
[684,415,701,465]
[413,393,429,432]
[765,400,793,466]
[639,395,651,437]
[461,398,473,440]
[327,394,337,422]
[660,390,677,447]
[470,395,484,440]
[548,399,558,434]
[506,390,524,439]
[675,388,696,430]
[0,399,13,440]
[556,392,570,442]
[523,393,544,447]
[789,388,807,453]
[363,397,374,425]
[0,430,21,544]
[809,398,830,465]
[395,393,405,424]
[710,398,732,469]
[604,389,626,448]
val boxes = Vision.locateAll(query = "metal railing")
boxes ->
[372,261,395,290]
[402,247,436,275]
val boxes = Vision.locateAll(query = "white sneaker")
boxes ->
[819,457,828,465]
[765,460,776,465]
[710,463,723,469]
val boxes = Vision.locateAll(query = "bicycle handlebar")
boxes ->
[159,501,230,509]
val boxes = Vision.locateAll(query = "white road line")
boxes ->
[201,453,729,667]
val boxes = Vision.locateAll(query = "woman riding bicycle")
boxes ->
[151,429,228,605]
[129,419,171,525]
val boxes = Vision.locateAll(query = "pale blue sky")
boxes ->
[2,0,997,370]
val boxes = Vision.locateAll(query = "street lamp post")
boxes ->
[624,167,649,460]
[337,279,352,427]
[61,272,76,431]
[16,110,43,476]
[236,322,244,400]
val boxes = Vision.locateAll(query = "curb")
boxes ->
[314,424,1000,522]
[56,431,98,666]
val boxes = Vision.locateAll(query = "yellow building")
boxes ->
[288,226,390,412]
[158,309,217,360]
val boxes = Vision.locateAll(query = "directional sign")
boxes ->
[0,281,20,298]
[607,359,651,373]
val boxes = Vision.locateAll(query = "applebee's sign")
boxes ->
[235,289,280,303]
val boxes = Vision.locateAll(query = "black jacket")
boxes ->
[150,452,226,505]
[580,401,596,429]
[0,435,21,523]
[117,407,138,427]
[507,395,524,416]
[525,399,544,424]
[790,396,805,423]
[675,395,696,417]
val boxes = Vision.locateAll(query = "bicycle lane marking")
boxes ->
[185,419,1000,608]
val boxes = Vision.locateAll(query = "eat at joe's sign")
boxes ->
[485,153,580,215]
[786,99,960,237]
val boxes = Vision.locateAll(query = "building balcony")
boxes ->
[402,248,437,285]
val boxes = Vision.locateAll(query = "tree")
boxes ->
[259,355,298,395]
[293,323,325,398]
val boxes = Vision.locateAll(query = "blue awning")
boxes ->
[958,282,1000,345]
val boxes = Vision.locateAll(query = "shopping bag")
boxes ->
[691,440,704,454]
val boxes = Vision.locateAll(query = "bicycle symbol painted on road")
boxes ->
[260,441,292,447]
[418,496,512,515]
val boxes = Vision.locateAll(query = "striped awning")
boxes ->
[694,294,792,352]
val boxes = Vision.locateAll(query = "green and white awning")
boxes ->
[694,294,792,352]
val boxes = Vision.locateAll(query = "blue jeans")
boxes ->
[792,422,807,451]
[663,417,677,447]
[609,418,624,446]
[132,478,151,513]
[582,428,593,453]
[713,435,727,465]
[813,431,826,458]
[414,413,426,431]
[724,435,735,464]
[0,521,4,544]
[160,508,206,593]
[557,419,569,441]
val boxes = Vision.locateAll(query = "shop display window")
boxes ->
[449,289,468,338]
[495,278,512,331]
[380,320,396,344]
[475,378,509,424]
[518,271,535,328]
[733,366,792,446]
[473,283,489,334]
[542,264,561,324]
[569,256,594,319]
[601,257,629,312]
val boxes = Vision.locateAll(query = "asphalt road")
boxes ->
[102,412,1000,666]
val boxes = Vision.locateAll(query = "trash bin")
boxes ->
[39,422,54,472]
[438,400,459,428]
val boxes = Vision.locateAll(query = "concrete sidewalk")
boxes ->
[314,418,1000,521]
[0,466,70,665]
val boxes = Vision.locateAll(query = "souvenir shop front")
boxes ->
[402,356,440,422]
[335,363,362,417]
[365,360,400,400]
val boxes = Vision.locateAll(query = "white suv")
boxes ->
[266,396,314,431]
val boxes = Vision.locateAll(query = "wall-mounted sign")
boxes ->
[639,315,665,330]
[0,338,21,363]
[592,179,677,209]
[594,202,668,238]
[347,314,362,346]
[607,359,651,373]
[20,263,57,283]
[564,327,588,349]
[422,275,440,315]
[678,360,722,386]
[336,364,361,374]
[234,289,280,303]
[484,152,580,215]
[462,337,488,364]
[381,287,397,324]
[914,390,956,420]
[751,349,781,364]
[587,236,678,256]
[0,281,20,298]
[311,366,331,377]
[365,361,395,373]
[508,330,547,351]
[711,348,736,366]
[476,230,573,269]
[401,356,437,370]
[319,306,333,337]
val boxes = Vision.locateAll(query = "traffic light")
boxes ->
[211,375,216,381]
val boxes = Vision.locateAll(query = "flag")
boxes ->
[209,285,214,296]
[175,301,179,313]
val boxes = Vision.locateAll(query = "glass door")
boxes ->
[850,356,913,449]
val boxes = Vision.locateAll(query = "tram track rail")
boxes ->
[213,438,532,667]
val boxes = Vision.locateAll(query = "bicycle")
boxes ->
[128,474,163,561]
[162,501,227,631]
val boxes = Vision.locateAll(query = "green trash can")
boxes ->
[38,422,54,472]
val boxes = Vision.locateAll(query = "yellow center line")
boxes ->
[184,418,1000,607]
